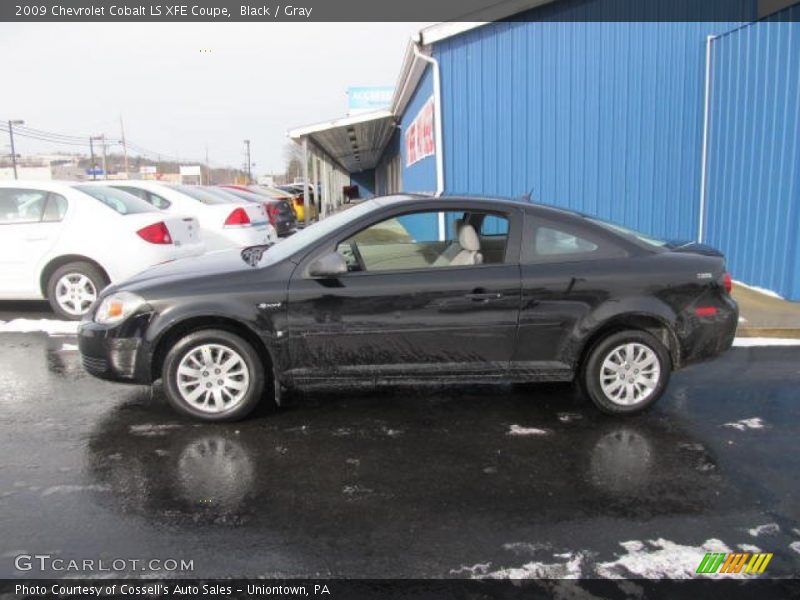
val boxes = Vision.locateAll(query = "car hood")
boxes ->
[108,247,272,294]
[664,240,724,257]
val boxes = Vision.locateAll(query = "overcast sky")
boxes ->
[1,22,426,174]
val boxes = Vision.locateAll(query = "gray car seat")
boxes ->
[449,224,483,266]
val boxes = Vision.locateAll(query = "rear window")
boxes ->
[587,217,668,248]
[172,185,233,205]
[74,186,155,215]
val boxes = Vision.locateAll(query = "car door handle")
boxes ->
[25,236,47,242]
[465,291,503,301]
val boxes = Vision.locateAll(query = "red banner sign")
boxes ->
[405,97,435,167]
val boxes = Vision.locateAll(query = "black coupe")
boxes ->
[79,195,738,421]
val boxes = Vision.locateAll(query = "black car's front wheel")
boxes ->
[581,330,671,415]
[162,329,265,422]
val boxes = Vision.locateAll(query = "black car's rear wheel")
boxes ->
[581,330,671,415]
[162,329,265,422]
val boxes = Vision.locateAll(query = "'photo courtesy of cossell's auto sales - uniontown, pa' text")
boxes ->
[1,0,800,598]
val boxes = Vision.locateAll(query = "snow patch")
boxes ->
[382,427,403,437]
[733,337,800,347]
[737,544,762,553]
[596,538,732,579]
[0,319,79,335]
[342,484,373,496]
[482,552,585,579]
[748,523,780,537]
[59,343,78,352]
[790,542,800,555]
[723,418,765,431]
[734,280,785,300]
[41,484,111,497]
[558,412,582,423]
[450,563,492,577]
[508,424,550,436]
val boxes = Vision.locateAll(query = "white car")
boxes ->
[0,181,204,319]
[97,181,277,251]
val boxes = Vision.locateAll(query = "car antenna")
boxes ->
[516,188,534,203]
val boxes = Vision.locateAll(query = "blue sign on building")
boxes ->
[347,86,393,115]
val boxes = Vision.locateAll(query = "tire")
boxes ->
[162,329,266,422]
[46,261,108,320]
[581,330,672,415]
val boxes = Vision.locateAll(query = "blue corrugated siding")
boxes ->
[400,65,437,193]
[435,3,751,241]
[705,10,800,299]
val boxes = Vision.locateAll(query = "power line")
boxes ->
[0,117,238,169]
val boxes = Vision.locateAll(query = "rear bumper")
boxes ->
[275,218,296,236]
[78,313,154,384]
[678,296,739,367]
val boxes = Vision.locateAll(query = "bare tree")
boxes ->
[282,141,305,183]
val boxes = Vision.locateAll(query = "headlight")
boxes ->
[94,292,145,325]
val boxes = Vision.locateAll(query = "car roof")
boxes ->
[372,193,582,219]
[0,179,97,193]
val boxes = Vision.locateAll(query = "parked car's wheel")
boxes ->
[581,330,671,415]
[162,329,265,422]
[47,261,108,320]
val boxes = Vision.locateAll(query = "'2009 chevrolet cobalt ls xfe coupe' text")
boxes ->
[79,195,738,421]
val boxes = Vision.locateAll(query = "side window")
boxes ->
[0,188,48,224]
[536,227,598,256]
[114,186,170,209]
[480,215,509,236]
[147,192,171,210]
[528,220,625,263]
[336,210,508,273]
[42,193,68,222]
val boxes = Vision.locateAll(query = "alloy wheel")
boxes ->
[599,342,661,406]
[176,344,251,413]
[55,273,97,316]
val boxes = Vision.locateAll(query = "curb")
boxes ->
[735,327,800,339]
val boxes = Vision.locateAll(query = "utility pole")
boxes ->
[100,134,108,180]
[244,139,252,184]
[205,144,209,185]
[119,116,130,177]
[8,119,23,180]
[89,136,97,180]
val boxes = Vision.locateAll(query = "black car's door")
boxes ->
[284,204,523,383]
[514,211,630,375]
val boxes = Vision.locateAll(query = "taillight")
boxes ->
[265,203,280,225]
[723,272,732,294]
[137,222,172,244]
[224,207,251,226]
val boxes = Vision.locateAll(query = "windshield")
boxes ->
[75,185,157,215]
[587,217,668,248]
[254,199,384,265]
[172,185,235,205]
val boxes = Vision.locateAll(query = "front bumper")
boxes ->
[78,312,154,384]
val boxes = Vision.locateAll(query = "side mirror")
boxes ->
[308,251,348,278]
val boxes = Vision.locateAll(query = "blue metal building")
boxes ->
[290,0,800,299]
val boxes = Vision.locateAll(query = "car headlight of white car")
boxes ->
[94,292,145,325]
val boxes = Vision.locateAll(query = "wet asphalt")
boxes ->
[1,302,799,580]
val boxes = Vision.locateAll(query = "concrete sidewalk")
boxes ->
[734,282,800,338]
